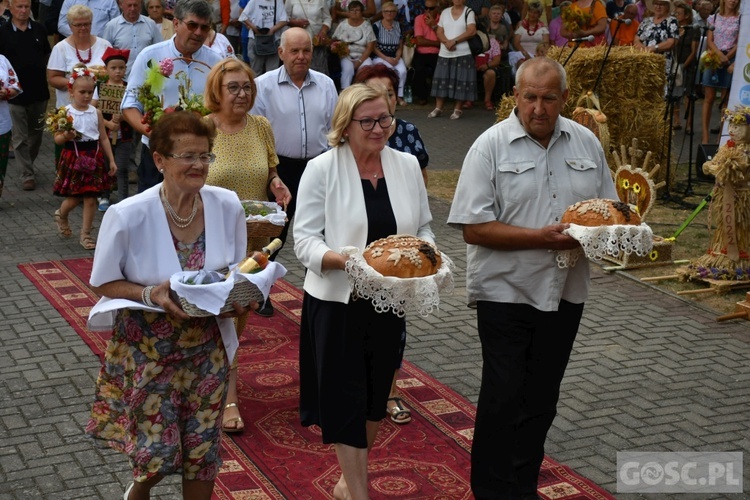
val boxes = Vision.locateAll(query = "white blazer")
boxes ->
[294,144,434,303]
[87,183,247,361]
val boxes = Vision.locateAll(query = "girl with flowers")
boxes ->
[0,54,21,198]
[700,0,741,144]
[52,65,117,250]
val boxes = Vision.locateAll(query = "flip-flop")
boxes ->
[222,402,244,433]
[55,210,72,238]
[387,397,412,424]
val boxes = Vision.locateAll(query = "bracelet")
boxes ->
[142,285,156,307]
[267,175,279,187]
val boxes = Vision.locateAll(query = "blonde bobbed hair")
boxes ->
[327,84,393,147]
[67,4,93,24]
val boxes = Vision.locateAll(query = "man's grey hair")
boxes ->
[280,27,313,50]
[174,0,212,21]
[515,57,568,93]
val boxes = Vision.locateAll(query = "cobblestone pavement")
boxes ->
[1,101,748,499]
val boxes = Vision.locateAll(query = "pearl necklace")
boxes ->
[75,43,92,64]
[160,186,199,228]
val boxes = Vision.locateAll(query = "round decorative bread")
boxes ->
[363,235,442,278]
[561,199,642,227]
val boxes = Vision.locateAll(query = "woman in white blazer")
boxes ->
[293,84,434,500]
[85,112,249,500]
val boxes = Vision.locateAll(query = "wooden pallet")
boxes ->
[642,269,750,296]
[717,292,750,322]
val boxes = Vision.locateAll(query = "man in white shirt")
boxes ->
[121,0,223,192]
[250,27,337,315]
[102,0,162,78]
[57,0,119,37]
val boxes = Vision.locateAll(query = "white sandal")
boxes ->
[427,108,443,118]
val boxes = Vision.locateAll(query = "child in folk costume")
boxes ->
[0,54,21,198]
[53,65,117,250]
[99,48,133,202]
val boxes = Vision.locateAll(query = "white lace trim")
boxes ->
[556,223,654,268]
[342,247,455,318]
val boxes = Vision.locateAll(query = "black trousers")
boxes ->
[137,145,162,193]
[274,155,312,254]
[471,300,584,499]
[411,52,439,102]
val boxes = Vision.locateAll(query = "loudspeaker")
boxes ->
[695,144,718,182]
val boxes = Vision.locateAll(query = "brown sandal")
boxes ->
[80,231,96,250]
[55,210,72,238]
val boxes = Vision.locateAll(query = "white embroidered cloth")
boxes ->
[170,262,287,315]
[556,223,654,268]
[241,200,287,226]
[342,247,454,318]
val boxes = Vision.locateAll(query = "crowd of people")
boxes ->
[0,0,741,497]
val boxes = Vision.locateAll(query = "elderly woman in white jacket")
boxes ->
[294,84,434,500]
[85,112,249,500]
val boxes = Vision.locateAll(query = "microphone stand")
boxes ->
[661,34,687,202]
[592,19,624,94]
[563,38,589,66]
[684,25,711,195]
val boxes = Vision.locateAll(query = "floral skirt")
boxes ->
[53,140,113,197]
[86,309,229,482]
[430,54,477,101]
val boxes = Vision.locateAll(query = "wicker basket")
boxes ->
[176,271,265,317]
[242,200,287,238]
[246,219,285,238]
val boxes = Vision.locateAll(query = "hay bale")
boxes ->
[494,47,675,190]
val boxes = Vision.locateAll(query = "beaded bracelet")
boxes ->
[142,285,156,307]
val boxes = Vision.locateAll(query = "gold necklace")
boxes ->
[160,185,199,228]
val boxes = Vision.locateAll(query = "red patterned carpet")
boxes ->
[19,258,615,500]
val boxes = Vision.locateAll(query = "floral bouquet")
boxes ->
[403,33,416,48]
[330,41,350,57]
[561,7,590,33]
[699,50,722,72]
[44,106,77,137]
[88,65,108,84]
[136,58,211,132]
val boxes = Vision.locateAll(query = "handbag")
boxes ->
[253,1,279,56]
[464,8,488,56]
[72,141,98,173]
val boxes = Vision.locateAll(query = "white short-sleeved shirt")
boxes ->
[332,20,376,60]
[67,104,100,140]
[438,7,474,58]
[447,110,618,311]
[47,37,112,107]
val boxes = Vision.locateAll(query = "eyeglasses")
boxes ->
[167,152,216,165]
[179,19,212,32]
[352,114,395,131]
[224,83,253,95]
[383,9,398,12]
[424,6,437,9]
[71,22,92,28]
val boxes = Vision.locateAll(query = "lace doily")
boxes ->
[556,223,654,268]
[342,247,455,318]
